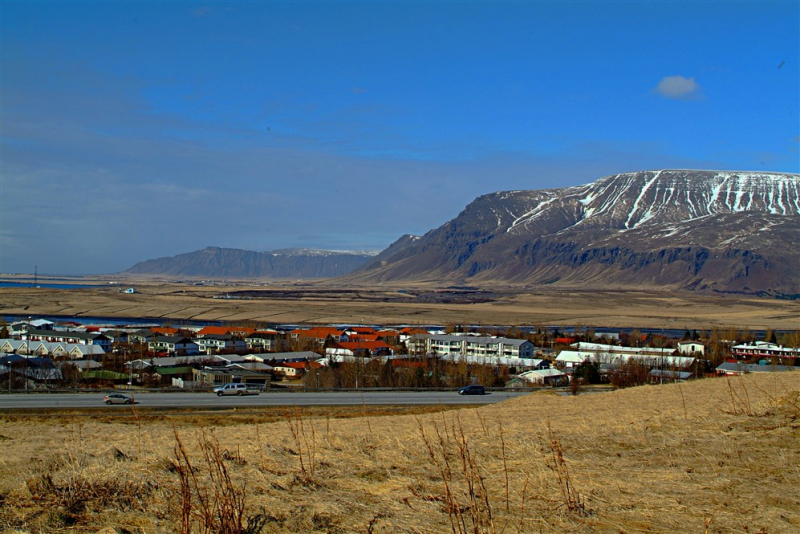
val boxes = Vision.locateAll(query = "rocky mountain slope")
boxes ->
[348,170,800,295]
[124,247,377,279]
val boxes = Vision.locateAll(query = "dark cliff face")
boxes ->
[124,247,376,279]
[347,170,800,295]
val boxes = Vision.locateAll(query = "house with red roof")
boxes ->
[197,326,255,337]
[376,329,401,343]
[344,326,378,336]
[151,327,180,336]
[346,334,380,342]
[290,327,347,347]
[399,327,432,344]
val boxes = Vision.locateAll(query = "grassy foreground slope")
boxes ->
[1,373,798,533]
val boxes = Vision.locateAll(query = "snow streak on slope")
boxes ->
[505,170,800,235]
[625,170,663,229]
[507,197,558,232]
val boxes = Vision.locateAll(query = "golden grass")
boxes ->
[0,373,798,533]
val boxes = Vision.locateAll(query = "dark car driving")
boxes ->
[457,385,486,395]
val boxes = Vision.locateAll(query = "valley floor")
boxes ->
[2,278,799,330]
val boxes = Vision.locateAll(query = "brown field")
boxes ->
[0,372,798,533]
[1,277,799,330]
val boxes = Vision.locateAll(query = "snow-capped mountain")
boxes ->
[270,248,379,257]
[349,170,800,295]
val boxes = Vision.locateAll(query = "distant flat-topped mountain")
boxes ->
[124,247,377,279]
[347,170,800,296]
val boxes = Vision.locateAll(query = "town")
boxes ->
[1,318,797,392]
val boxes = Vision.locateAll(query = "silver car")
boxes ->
[214,383,259,396]
[103,393,135,405]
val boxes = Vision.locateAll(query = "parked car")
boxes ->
[213,383,259,396]
[103,393,135,405]
[457,385,486,395]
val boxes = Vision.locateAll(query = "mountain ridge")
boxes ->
[346,170,800,295]
[124,247,377,279]
[122,170,799,294]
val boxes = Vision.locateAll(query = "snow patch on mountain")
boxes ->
[506,170,799,234]
[270,248,380,257]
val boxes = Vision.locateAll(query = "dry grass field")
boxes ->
[1,277,799,330]
[1,372,798,533]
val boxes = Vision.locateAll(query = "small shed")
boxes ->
[649,369,693,383]
[519,368,566,386]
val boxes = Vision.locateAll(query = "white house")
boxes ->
[556,349,694,369]
[9,319,54,336]
[148,336,200,356]
[227,361,274,373]
[0,339,28,354]
[24,329,112,353]
[245,330,281,352]
[412,334,536,359]
[716,362,795,375]
[731,341,798,361]
[434,353,545,369]
[67,344,106,359]
[245,351,322,363]
[71,359,104,372]
[2,339,105,359]
[518,368,565,385]
[677,342,705,355]
[196,335,247,355]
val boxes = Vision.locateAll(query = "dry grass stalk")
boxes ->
[498,420,510,513]
[415,416,460,533]
[131,399,143,457]
[749,374,800,419]
[361,397,376,445]
[326,413,332,445]
[704,514,714,534]
[545,422,587,516]
[415,413,496,534]
[285,407,318,482]
[476,411,489,437]
[516,474,530,534]
[25,430,154,528]
[254,424,266,470]
[173,430,255,534]
[725,375,755,416]
[678,383,688,419]
[454,415,495,534]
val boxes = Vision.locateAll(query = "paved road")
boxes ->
[0,390,532,410]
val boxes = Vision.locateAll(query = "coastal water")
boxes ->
[0,281,97,289]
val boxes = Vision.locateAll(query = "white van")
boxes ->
[213,383,259,396]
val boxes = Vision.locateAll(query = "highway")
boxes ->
[0,390,532,410]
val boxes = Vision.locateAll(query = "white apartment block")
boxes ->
[410,334,535,359]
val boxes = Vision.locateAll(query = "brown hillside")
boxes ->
[1,373,798,533]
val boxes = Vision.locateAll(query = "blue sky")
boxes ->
[1,1,798,275]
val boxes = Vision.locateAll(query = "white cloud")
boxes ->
[655,75,699,100]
